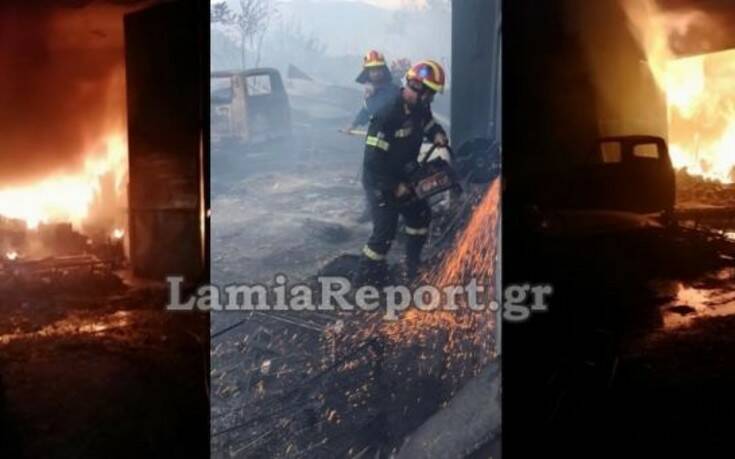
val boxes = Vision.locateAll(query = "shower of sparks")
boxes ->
[378,179,500,380]
[213,180,501,455]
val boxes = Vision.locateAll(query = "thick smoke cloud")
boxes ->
[0,3,125,186]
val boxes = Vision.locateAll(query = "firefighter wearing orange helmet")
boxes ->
[349,50,400,130]
[355,59,449,285]
[348,50,401,223]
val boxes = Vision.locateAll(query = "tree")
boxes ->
[211,0,275,70]
[253,2,279,68]
[211,2,233,24]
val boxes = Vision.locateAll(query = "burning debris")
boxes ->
[0,310,134,345]
[676,168,735,207]
[0,216,126,289]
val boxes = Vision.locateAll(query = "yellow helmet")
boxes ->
[406,59,446,93]
[356,50,391,84]
[362,50,387,68]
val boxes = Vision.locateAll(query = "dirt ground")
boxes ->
[0,272,209,459]
[503,221,735,457]
[211,104,371,286]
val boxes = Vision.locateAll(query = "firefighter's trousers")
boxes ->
[361,187,431,267]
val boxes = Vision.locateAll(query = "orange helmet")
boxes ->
[362,50,387,69]
[406,60,446,93]
[356,50,391,84]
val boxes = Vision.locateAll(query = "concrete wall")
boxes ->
[450,0,502,149]
[125,2,206,282]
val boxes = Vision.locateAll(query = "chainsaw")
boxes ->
[338,128,461,204]
[399,144,462,204]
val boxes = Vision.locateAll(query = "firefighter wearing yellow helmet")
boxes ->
[355,59,449,285]
[349,50,400,130]
[348,50,401,222]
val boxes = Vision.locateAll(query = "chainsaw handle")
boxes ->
[421,144,437,165]
[420,143,454,166]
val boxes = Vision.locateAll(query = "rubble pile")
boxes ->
[676,170,735,207]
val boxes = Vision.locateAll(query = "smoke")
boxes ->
[570,0,668,139]
[0,3,126,186]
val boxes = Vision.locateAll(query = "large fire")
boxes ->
[0,134,127,230]
[0,4,130,233]
[622,0,735,183]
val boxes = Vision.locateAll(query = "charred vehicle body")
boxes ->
[550,135,676,216]
[211,68,291,145]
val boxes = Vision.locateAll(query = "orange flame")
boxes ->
[0,134,127,230]
[622,0,735,183]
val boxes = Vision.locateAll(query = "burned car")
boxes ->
[570,135,676,214]
[517,135,677,235]
[211,68,291,145]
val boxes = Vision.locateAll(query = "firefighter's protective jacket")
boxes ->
[351,81,401,128]
[362,90,446,192]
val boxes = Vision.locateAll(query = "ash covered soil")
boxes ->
[211,117,370,286]
[0,272,209,459]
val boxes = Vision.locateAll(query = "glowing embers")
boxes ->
[0,133,127,230]
[0,310,135,345]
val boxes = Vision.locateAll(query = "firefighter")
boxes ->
[355,59,449,286]
[347,50,400,131]
[346,50,401,223]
